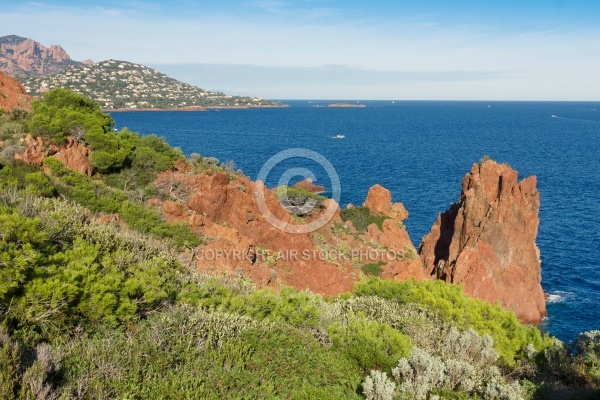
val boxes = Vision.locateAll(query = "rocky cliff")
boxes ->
[419,159,546,324]
[11,133,548,323]
[0,70,31,111]
[0,35,82,78]
[155,167,420,295]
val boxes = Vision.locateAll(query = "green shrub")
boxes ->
[361,261,386,276]
[57,308,363,399]
[43,158,198,246]
[328,318,412,373]
[24,171,56,197]
[220,287,322,328]
[354,278,553,366]
[340,206,390,234]
[29,89,114,144]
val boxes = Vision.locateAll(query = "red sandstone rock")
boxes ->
[419,160,546,324]
[363,184,409,220]
[153,166,425,296]
[53,137,93,176]
[0,71,31,111]
[293,178,325,193]
[0,35,80,77]
[363,184,392,214]
[15,135,93,176]
[14,135,52,165]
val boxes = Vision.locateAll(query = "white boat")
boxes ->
[332,134,345,139]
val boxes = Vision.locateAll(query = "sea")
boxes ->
[110,100,600,344]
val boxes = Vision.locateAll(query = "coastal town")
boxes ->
[19,59,282,109]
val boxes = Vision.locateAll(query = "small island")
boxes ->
[327,103,366,108]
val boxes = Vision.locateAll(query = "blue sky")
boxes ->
[2,0,600,100]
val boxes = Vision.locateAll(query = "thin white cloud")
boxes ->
[1,2,599,100]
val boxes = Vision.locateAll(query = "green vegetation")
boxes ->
[276,185,326,216]
[362,261,386,277]
[354,278,552,366]
[341,205,390,234]
[20,60,283,109]
[29,88,114,144]
[0,89,598,399]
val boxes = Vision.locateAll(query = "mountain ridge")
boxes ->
[1,35,282,108]
[0,35,83,77]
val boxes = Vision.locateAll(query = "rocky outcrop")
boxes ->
[15,135,92,176]
[53,137,93,176]
[0,35,82,78]
[419,159,546,324]
[154,167,422,296]
[364,184,409,221]
[292,178,325,194]
[14,135,51,166]
[0,71,31,111]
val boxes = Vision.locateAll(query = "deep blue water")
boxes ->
[111,100,600,343]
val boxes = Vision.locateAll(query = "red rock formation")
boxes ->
[364,184,409,221]
[15,135,92,175]
[53,137,93,176]
[0,35,81,77]
[419,159,546,324]
[292,178,325,193]
[155,167,422,296]
[14,135,53,166]
[0,70,31,111]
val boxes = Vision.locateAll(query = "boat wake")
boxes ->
[551,115,598,123]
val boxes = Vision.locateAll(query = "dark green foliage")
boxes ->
[354,278,554,366]
[24,171,56,197]
[361,261,386,277]
[340,206,390,234]
[28,89,114,143]
[27,89,181,184]
[0,161,43,190]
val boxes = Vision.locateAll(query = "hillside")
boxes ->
[0,89,598,399]
[0,35,84,78]
[20,59,282,109]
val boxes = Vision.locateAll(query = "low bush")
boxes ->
[340,206,390,234]
[362,261,386,276]
[354,278,553,366]
[56,308,363,399]
[43,158,199,246]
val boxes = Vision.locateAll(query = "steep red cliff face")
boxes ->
[0,35,81,77]
[419,159,546,324]
[0,70,31,111]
